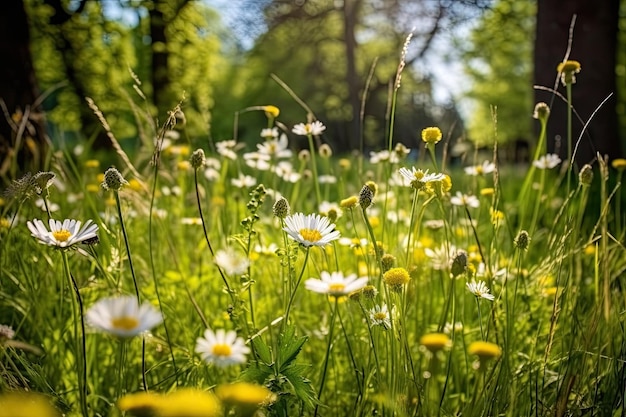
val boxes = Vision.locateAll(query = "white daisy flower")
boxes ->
[450,192,480,208]
[257,134,292,159]
[292,121,326,136]
[305,271,368,297]
[369,304,392,330]
[533,153,562,170]
[369,150,399,164]
[398,167,445,189]
[27,218,98,248]
[466,280,495,301]
[215,247,250,276]
[283,213,341,247]
[216,140,242,160]
[424,244,458,271]
[231,173,257,188]
[195,328,250,367]
[318,201,342,220]
[86,296,163,338]
[464,161,496,176]
[260,127,279,139]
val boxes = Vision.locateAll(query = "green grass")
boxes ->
[1,82,626,417]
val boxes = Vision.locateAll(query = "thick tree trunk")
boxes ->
[534,0,620,166]
[0,0,48,177]
[150,1,170,120]
[343,0,361,151]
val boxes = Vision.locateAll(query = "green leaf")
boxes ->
[251,335,273,365]
[277,325,308,371]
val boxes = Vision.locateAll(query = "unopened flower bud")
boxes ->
[514,230,531,251]
[381,253,396,272]
[319,144,333,159]
[451,250,468,278]
[358,185,374,210]
[102,167,128,191]
[533,102,550,123]
[579,164,593,186]
[272,197,290,219]
[190,149,206,169]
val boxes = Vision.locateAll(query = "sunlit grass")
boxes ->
[2,65,626,417]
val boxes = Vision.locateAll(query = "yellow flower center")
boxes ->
[112,316,139,331]
[373,312,387,321]
[476,166,483,175]
[383,267,411,287]
[52,229,72,242]
[328,283,345,294]
[300,228,322,242]
[212,343,232,357]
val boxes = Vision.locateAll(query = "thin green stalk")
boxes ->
[115,340,127,399]
[405,189,419,266]
[113,190,146,391]
[283,247,310,326]
[307,133,322,207]
[314,298,338,417]
[61,251,88,417]
[566,83,573,194]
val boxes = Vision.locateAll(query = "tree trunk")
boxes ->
[0,0,48,177]
[150,0,170,120]
[534,0,620,166]
[343,0,361,151]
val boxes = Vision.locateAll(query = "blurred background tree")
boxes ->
[1,0,624,178]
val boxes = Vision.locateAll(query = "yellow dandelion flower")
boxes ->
[177,160,191,171]
[490,208,504,225]
[612,158,626,171]
[127,179,143,192]
[421,127,442,146]
[369,216,380,228]
[85,159,100,169]
[117,391,162,417]
[340,196,358,209]
[383,267,410,290]
[420,333,451,352]
[480,187,495,197]
[263,105,280,119]
[216,382,276,415]
[97,173,105,183]
[584,244,596,256]
[557,60,581,85]
[0,392,61,417]
[211,196,226,206]
[468,341,502,359]
[339,158,351,170]
[86,183,100,193]
[159,389,222,417]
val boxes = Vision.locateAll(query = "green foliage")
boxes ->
[460,0,536,146]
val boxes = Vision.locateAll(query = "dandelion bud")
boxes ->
[468,341,502,360]
[421,127,442,146]
[514,230,531,251]
[532,102,550,123]
[579,164,593,186]
[557,60,581,86]
[272,197,290,219]
[339,158,351,170]
[101,167,128,191]
[381,253,396,272]
[340,196,358,209]
[190,149,206,169]
[420,333,451,353]
[298,149,310,162]
[365,181,378,197]
[318,143,333,159]
[450,250,468,278]
[263,105,280,119]
[362,285,378,299]
[383,267,410,292]
[326,208,338,223]
[358,185,374,210]
[611,158,626,172]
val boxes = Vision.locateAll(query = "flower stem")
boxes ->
[314,298,338,417]
[284,247,310,326]
[307,134,322,207]
[61,251,89,417]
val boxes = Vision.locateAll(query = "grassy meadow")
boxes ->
[1,60,626,417]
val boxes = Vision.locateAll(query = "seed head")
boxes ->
[451,250,468,278]
[578,164,593,186]
[381,253,396,272]
[514,230,531,251]
[358,185,374,210]
[272,197,290,219]
[532,102,550,123]
[190,149,206,169]
[102,167,128,191]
